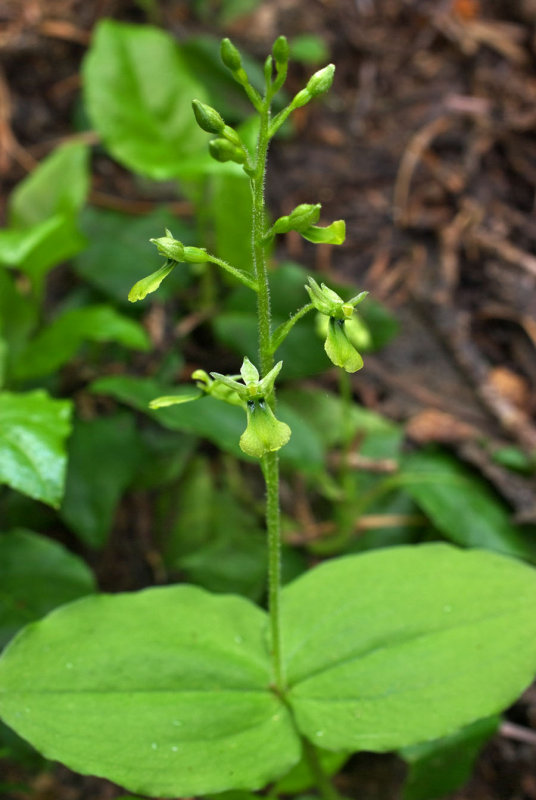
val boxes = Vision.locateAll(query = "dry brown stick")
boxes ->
[393,116,453,227]
[469,228,536,279]
[500,722,536,747]
[286,514,428,546]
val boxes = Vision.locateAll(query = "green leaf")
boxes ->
[211,172,253,277]
[9,142,89,228]
[0,529,96,648]
[0,216,87,283]
[0,142,90,284]
[289,34,329,65]
[60,414,143,548]
[401,716,499,800]
[73,207,194,304]
[0,390,72,508]
[162,458,268,600]
[90,375,325,472]
[0,586,300,796]
[0,269,38,365]
[282,544,536,751]
[12,305,150,381]
[83,20,208,179]
[400,449,536,562]
[300,220,345,245]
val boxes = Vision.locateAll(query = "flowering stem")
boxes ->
[252,95,284,692]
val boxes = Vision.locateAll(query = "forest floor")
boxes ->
[1,0,536,798]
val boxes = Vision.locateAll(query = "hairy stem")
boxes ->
[252,97,284,691]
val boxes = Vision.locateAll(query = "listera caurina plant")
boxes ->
[1,35,536,800]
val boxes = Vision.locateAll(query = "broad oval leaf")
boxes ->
[83,20,208,179]
[0,586,300,797]
[0,390,72,508]
[281,544,536,752]
[0,529,96,648]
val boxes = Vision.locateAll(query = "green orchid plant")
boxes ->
[1,34,536,800]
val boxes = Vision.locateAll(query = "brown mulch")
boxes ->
[1,0,536,798]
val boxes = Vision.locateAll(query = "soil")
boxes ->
[1,0,536,798]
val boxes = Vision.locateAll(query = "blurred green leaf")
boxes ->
[0,216,87,284]
[491,446,536,475]
[211,173,253,276]
[401,716,499,800]
[83,20,208,179]
[12,305,150,382]
[289,34,330,65]
[0,143,90,284]
[135,427,196,489]
[161,457,267,599]
[9,142,89,228]
[0,529,96,648]
[61,413,143,548]
[74,207,194,303]
[0,390,72,508]
[400,449,536,562]
[0,270,38,366]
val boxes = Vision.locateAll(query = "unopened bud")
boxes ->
[149,230,185,261]
[221,38,242,72]
[287,203,321,231]
[272,35,289,66]
[306,64,335,98]
[192,99,225,135]
[208,138,246,164]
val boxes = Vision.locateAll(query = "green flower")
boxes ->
[306,277,368,372]
[325,317,363,372]
[211,357,291,458]
[240,399,291,458]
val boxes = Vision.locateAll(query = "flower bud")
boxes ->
[149,230,185,261]
[288,203,321,231]
[221,38,242,72]
[306,64,335,97]
[240,399,291,458]
[209,138,246,164]
[192,99,225,135]
[273,204,321,235]
[272,35,289,66]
